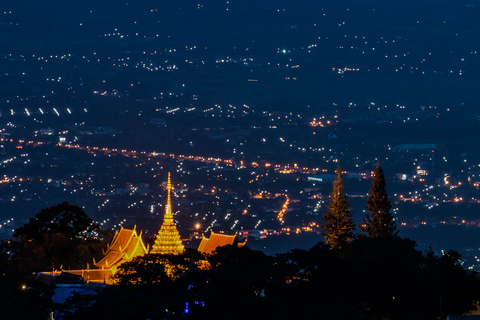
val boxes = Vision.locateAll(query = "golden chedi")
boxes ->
[150,173,184,255]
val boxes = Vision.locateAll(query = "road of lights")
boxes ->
[277,195,289,224]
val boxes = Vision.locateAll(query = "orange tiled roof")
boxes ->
[95,226,147,270]
[198,231,243,254]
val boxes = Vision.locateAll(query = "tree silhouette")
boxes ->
[361,163,398,238]
[12,202,109,271]
[113,253,190,285]
[14,202,96,241]
[321,166,355,249]
[52,239,480,320]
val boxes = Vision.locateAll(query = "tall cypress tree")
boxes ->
[321,166,355,249]
[361,163,398,238]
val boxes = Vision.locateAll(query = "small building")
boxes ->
[94,226,148,273]
[307,174,338,183]
[197,231,246,254]
[37,226,147,285]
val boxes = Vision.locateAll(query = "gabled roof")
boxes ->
[109,228,135,252]
[94,226,147,270]
[198,231,244,254]
[124,235,146,259]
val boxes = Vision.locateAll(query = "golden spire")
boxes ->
[150,173,184,255]
[166,172,172,216]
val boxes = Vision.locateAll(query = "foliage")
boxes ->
[15,201,96,241]
[0,241,53,319]
[0,277,53,320]
[9,202,111,271]
[0,203,110,319]
[422,249,480,318]
[201,245,275,319]
[268,237,480,320]
[321,166,355,249]
[53,239,480,320]
[268,244,360,319]
[4,200,477,320]
[361,163,398,238]
[113,253,190,285]
[0,199,478,320]
[343,236,425,319]
[56,282,184,320]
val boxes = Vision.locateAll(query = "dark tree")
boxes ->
[0,277,53,320]
[270,244,360,320]
[11,202,110,271]
[14,201,96,241]
[361,163,398,238]
[0,241,54,319]
[52,240,480,320]
[192,245,275,320]
[57,278,184,320]
[321,166,355,249]
[113,253,190,285]
[342,237,480,320]
[421,249,480,319]
[343,236,424,320]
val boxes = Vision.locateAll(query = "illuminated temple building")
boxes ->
[198,231,246,254]
[150,173,185,255]
[37,226,147,285]
[39,173,184,285]
[94,226,148,271]
[39,174,212,287]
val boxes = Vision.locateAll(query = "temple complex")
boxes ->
[39,226,147,285]
[39,174,190,285]
[150,173,185,255]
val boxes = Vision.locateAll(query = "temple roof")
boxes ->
[95,226,147,270]
[198,231,244,254]
[109,228,135,252]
